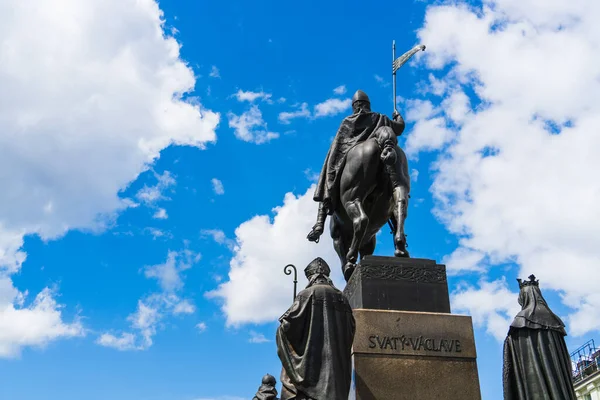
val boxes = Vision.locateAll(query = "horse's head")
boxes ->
[374,126,398,165]
[374,126,398,150]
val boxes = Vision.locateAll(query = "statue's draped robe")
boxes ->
[314,111,403,213]
[276,280,356,400]
[253,384,279,400]
[503,285,576,400]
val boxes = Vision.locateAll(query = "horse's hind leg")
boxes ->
[341,139,379,280]
[359,235,376,260]
[330,216,349,272]
[345,199,369,270]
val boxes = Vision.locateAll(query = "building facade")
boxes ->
[572,340,600,400]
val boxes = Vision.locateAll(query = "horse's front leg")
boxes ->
[392,185,409,257]
[383,145,410,258]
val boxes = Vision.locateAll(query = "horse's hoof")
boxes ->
[343,263,356,282]
[306,226,323,243]
[394,249,410,258]
[307,234,321,243]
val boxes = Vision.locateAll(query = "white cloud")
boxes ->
[200,229,235,250]
[144,251,191,292]
[98,250,199,350]
[568,295,600,336]
[426,73,448,96]
[127,300,160,349]
[228,105,279,144]
[303,168,320,183]
[404,117,455,157]
[233,90,272,103]
[442,90,471,124]
[333,85,347,95]
[153,208,168,219]
[278,97,351,123]
[211,178,225,195]
[442,247,486,274]
[97,332,136,351]
[0,283,84,357]
[144,227,172,240]
[278,102,311,124]
[136,171,176,218]
[207,185,343,326]
[228,105,265,142]
[209,65,220,78]
[136,171,176,205]
[196,322,207,333]
[451,279,520,341]
[98,295,187,351]
[404,99,440,122]
[173,299,195,315]
[314,98,352,118]
[201,229,227,244]
[0,0,218,356]
[402,99,454,158]
[410,0,600,336]
[374,74,390,87]
[248,330,271,344]
[411,169,419,182]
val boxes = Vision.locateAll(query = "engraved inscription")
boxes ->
[367,335,462,353]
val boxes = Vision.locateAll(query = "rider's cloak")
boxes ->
[313,110,404,213]
[276,278,355,400]
[502,280,576,400]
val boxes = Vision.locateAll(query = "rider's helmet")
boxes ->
[352,90,370,105]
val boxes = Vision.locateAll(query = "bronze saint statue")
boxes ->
[276,257,355,400]
[253,374,279,400]
[307,90,411,280]
[503,275,576,400]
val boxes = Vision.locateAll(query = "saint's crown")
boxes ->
[517,274,539,288]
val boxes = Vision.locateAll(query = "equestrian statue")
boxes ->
[307,43,426,282]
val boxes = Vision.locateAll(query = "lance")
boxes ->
[392,42,426,114]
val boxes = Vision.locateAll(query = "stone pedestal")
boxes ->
[343,256,450,313]
[344,256,482,400]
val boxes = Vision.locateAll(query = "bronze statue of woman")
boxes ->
[503,275,576,400]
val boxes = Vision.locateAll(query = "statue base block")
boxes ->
[343,256,451,313]
[351,309,482,400]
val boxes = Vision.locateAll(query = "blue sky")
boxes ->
[1,0,599,399]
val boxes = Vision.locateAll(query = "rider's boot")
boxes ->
[307,202,328,242]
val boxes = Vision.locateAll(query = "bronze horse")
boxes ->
[330,125,410,281]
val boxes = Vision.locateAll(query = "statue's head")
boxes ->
[352,90,371,114]
[304,257,331,280]
[516,274,546,309]
[512,274,566,332]
[261,374,276,386]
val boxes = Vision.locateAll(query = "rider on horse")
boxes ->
[307,90,406,242]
